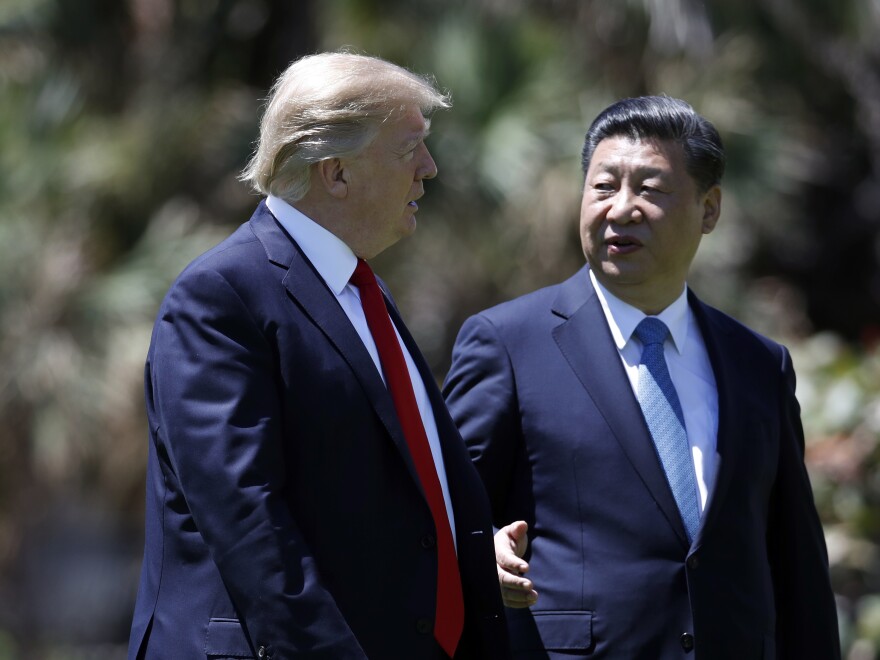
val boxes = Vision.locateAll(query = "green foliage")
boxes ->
[795,336,880,654]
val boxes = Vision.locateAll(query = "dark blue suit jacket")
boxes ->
[443,267,840,660]
[128,202,509,659]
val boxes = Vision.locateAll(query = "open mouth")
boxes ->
[606,235,640,253]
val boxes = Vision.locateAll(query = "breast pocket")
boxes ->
[204,618,255,659]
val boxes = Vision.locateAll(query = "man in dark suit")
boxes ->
[128,51,509,660]
[443,96,840,659]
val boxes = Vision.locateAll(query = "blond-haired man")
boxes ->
[128,52,509,660]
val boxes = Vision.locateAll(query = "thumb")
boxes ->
[508,520,529,558]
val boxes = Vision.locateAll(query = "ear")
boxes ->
[700,185,721,235]
[314,158,349,199]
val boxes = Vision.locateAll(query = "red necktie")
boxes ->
[350,258,464,658]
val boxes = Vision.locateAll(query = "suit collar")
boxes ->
[266,195,357,295]
[250,200,298,266]
[589,270,691,355]
[550,266,593,319]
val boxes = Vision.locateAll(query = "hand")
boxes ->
[494,521,538,608]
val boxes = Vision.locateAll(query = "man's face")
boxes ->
[344,104,437,258]
[579,136,720,313]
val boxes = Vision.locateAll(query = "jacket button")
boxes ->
[680,632,695,652]
[257,646,268,659]
[686,554,699,570]
[416,618,433,634]
[420,534,436,549]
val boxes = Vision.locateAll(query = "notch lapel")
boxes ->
[248,204,422,489]
[687,293,740,548]
[551,268,690,546]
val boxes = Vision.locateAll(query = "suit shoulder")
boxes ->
[157,213,272,319]
[475,281,566,329]
[469,267,590,335]
[176,221,262,281]
[696,298,788,362]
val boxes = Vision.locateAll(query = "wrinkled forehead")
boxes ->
[347,106,428,161]
[371,103,431,142]
[589,135,686,172]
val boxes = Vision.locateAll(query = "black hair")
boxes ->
[581,96,725,193]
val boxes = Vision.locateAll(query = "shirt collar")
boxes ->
[588,269,690,354]
[266,195,358,295]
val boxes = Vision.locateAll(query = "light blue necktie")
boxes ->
[634,318,701,542]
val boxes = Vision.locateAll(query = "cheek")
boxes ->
[579,212,600,240]
[579,225,599,257]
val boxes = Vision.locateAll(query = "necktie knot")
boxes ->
[635,317,669,347]
[350,258,376,289]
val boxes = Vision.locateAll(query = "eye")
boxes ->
[399,140,423,161]
[640,183,667,195]
[640,174,672,193]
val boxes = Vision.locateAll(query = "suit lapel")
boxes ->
[688,292,739,547]
[388,298,487,540]
[551,267,690,546]
[248,204,422,488]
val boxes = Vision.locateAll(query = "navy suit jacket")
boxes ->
[443,267,840,660]
[128,202,509,659]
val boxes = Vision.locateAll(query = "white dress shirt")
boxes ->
[589,270,719,512]
[267,195,457,540]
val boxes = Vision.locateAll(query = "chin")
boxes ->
[401,216,418,235]
[591,261,620,276]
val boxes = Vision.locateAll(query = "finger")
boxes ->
[498,521,529,559]
[510,522,529,557]
[497,565,534,591]
[507,520,528,543]
[497,521,528,546]
[495,526,530,573]
[501,584,539,608]
[496,549,529,575]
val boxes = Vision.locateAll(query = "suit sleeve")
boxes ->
[767,347,841,659]
[150,267,366,659]
[442,313,523,526]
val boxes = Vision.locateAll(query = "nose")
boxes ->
[606,188,639,225]
[417,143,438,180]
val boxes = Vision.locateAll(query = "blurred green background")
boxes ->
[1,0,879,657]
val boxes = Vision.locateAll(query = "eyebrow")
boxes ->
[593,162,668,178]
[400,123,432,151]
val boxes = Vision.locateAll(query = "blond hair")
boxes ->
[240,51,451,202]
